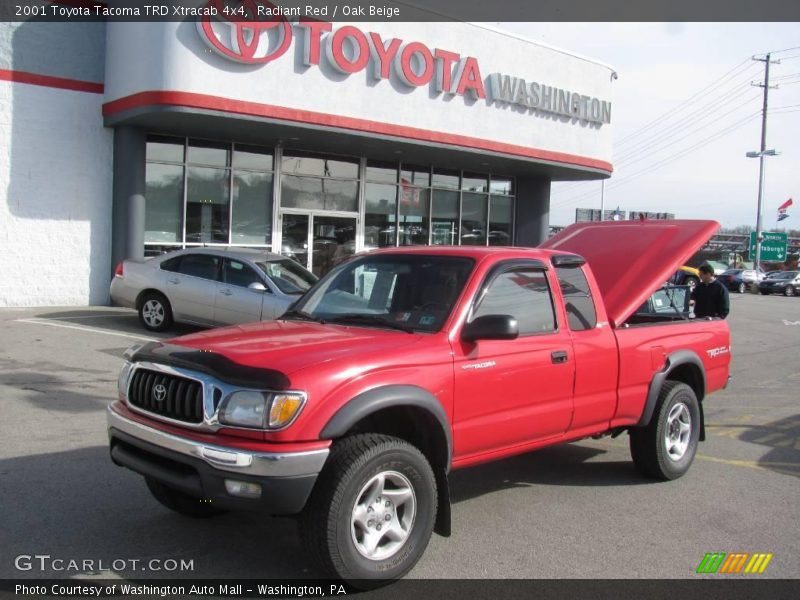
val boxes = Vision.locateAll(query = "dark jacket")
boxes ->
[691,279,730,319]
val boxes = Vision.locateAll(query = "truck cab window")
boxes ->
[556,266,597,331]
[473,267,556,335]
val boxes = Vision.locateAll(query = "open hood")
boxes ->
[541,219,720,327]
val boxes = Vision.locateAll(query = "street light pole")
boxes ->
[600,179,605,220]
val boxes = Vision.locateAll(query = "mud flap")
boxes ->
[434,468,451,537]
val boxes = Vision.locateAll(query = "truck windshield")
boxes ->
[291,255,474,332]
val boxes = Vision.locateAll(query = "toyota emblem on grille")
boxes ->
[153,383,167,402]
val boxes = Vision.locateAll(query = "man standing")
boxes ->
[691,264,730,319]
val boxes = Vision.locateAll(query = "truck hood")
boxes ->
[156,320,425,381]
[541,219,720,327]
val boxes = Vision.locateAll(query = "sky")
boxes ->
[497,23,800,230]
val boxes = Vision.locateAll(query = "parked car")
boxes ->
[670,266,700,290]
[717,269,751,294]
[108,220,730,583]
[111,248,318,331]
[758,271,800,296]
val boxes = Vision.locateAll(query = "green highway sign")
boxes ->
[749,231,788,261]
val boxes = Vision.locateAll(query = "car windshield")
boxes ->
[256,259,318,295]
[292,254,475,333]
[723,269,742,275]
[773,271,798,280]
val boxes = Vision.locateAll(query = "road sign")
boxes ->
[749,231,788,261]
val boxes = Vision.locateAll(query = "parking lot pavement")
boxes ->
[0,295,798,580]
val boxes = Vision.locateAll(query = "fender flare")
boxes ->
[638,350,706,429]
[319,384,453,537]
[320,384,452,467]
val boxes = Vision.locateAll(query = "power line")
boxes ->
[766,45,800,55]
[554,112,761,209]
[614,90,761,165]
[614,59,758,146]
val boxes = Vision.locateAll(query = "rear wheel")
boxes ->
[785,286,795,297]
[145,478,226,518]
[630,382,700,480]
[300,434,437,585]
[685,276,699,292]
[738,282,747,294]
[138,292,173,332]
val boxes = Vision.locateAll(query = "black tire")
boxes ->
[138,292,173,332]
[738,282,747,294]
[685,277,699,291]
[785,286,795,297]
[300,434,437,585]
[145,478,227,518]
[629,382,700,481]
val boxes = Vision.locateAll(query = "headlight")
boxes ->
[219,391,306,430]
[117,362,134,399]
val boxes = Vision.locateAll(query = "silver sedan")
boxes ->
[110,248,318,332]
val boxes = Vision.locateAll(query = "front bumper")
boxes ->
[107,406,329,514]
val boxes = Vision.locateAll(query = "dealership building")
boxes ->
[0,14,614,307]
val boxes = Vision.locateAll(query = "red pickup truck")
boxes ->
[107,220,731,582]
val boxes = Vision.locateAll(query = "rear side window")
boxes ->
[160,256,182,272]
[556,266,597,331]
[473,267,556,335]
[177,254,220,280]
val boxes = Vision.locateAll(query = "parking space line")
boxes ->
[696,453,799,476]
[33,314,138,320]
[15,318,156,342]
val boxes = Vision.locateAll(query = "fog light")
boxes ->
[224,479,262,499]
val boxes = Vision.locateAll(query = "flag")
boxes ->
[777,198,792,221]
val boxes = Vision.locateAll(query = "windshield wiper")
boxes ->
[327,314,416,333]
[280,309,325,323]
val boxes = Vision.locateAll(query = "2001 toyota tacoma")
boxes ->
[108,220,731,582]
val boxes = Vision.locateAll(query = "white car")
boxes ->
[111,248,318,331]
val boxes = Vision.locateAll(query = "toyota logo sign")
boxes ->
[153,384,167,402]
[198,0,292,64]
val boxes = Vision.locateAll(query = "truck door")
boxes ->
[554,262,618,432]
[453,261,575,458]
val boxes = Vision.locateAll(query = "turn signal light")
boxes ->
[114,262,124,277]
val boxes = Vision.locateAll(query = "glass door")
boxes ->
[280,212,358,277]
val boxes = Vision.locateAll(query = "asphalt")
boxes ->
[0,292,798,581]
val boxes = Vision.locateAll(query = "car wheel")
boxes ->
[785,286,795,297]
[685,277,698,291]
[300,434,437,586]
[138,292,173,332]
[629,381,700,481]
[737,282,747,294]
[145,478,227,518]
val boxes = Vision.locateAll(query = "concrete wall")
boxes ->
[0,22,112,307]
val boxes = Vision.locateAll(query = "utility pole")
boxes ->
[749,53,780,275]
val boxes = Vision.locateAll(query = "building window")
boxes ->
[281,151,359,212]
[461,192,488,246]
[489,195,514,246]
[145,162,183,244]
[365,182,398,249]
[144,137,274,252]
[431,189,459,246]
[399,185,430,246]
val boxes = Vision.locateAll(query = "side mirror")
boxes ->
[462,314,519,343]
[248,282,267,293]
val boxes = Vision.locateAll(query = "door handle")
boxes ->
[551,350,568,364]
[219,289,233,296]
[167,278,179,285]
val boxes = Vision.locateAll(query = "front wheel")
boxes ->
[138,292,173,332]
[630,382,700,480]
[785,286,795,297]
[738,282,747,294]
[300,434,437,585]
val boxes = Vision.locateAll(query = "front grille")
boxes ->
[128,369,204,424]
